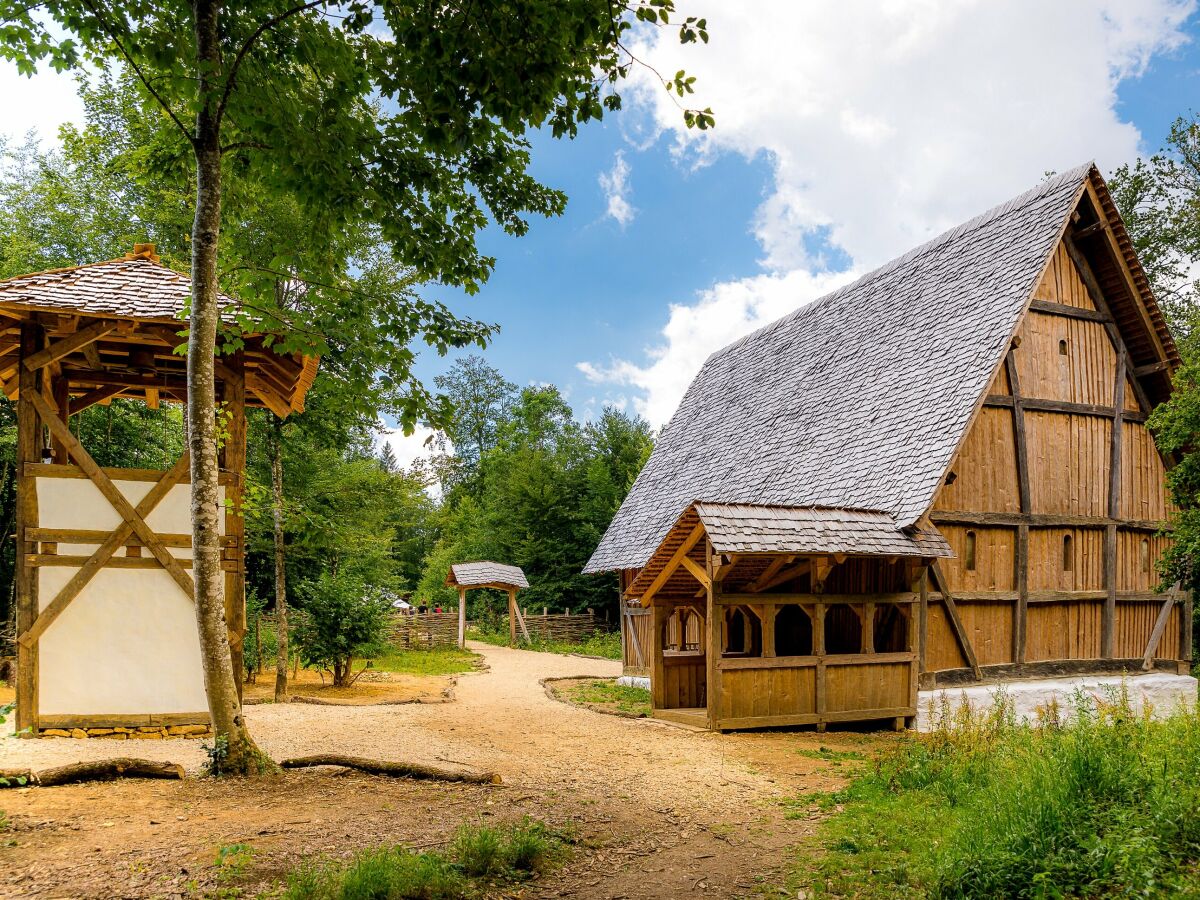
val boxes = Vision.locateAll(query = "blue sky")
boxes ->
[406,1,1200,451]
[2,1,1199,464]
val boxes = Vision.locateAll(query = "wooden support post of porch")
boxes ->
[651,603,666,711]
[508,589,517,644]
[15,322,43,735]
[814,600,826,733]
[705,539,720,731]
[457,587,467,649]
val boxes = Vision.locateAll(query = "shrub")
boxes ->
[294,570,392,687]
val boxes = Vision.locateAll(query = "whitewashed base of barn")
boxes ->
[617,675,651,690]
[915,672,1198,732]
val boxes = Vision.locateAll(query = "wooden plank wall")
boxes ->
[927,234,1184,678]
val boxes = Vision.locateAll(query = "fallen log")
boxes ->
[280,754,501,784]
[0,768,33,786]
[29,758,185,787]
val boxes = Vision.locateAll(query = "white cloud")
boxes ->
[599,150,637,226]
[583,0,1195,426]
[381,424,441,469]
[0,62,85,144]
[579,267,858,427]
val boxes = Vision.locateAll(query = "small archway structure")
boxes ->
[2,245,318,736]
[445,561,530,648]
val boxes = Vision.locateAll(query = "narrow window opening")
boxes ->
[1063,534,1074,572]
[1059,339,1069,356]
[725,608,746,654]
[945,470,957,485]
[965,531,977,572]
[1141,538,1151,575]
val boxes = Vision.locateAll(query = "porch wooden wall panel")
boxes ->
[937,524,1016,591]
[1027,528,1105,593]
[932,407,1019,513]
[660,655,705,709]
[826,662,910,712]
[717,667,816,720]
[1121,423,1173,521]
[1025,601,1104,661]
[1025,411,1110,517]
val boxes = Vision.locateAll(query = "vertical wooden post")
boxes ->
[15,323,44,735]
[1103,352,1126,659]
[51,373,69,463]
[705,539,720,730]
[918,567,928,673]
[862,601,875,654]
[814,600,826,733]
[508,589,517,644]
[457,587,467,649]
[221,353,247,699]
[1181,590,1194,667]
[651,603,666,711]
[1006,351,1030,667]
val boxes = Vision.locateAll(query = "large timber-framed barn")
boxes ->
[585,163,1196,732]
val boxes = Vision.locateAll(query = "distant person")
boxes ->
[434,605,443,614]
[418,604,428,615]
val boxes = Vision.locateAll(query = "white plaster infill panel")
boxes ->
[916,673,1198,732]
[33,475,219,716]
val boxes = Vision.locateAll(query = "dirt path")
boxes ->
[0,643,888,898]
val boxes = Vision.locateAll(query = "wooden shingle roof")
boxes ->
[0,250,235,323]
[694,503,952,558]
[586,164,1176,573]
[446,562,529,590]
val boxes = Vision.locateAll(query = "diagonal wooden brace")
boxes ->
[22,320,117,372]
[18,452,192,648]
[28,390,195,599]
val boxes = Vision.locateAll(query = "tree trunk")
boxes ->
[188,0,270,776]
[272,418,289,703]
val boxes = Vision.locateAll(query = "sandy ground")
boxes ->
[0,643,891,898]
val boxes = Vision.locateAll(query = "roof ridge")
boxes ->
[714,162,1095,361]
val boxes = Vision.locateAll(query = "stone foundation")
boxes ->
[38,724,212,739]
[617,675,650,690]
[916,672,1198,732]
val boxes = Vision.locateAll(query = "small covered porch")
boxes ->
[625,503,952,732]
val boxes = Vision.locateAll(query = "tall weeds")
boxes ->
[797,688,1200,899]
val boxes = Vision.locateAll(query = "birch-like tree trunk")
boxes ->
[188,0,269,774]
[272,417,289,703]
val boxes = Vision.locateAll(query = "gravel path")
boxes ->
[2,642,871,898]
[2,643,784,810]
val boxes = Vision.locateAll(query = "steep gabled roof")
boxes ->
[587,164,1112,574]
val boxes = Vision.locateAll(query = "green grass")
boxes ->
[563,679,651,716]
[364,646,479,676]
[472,629,622,660]
[791,689,1200,899]
[283,820,564,900]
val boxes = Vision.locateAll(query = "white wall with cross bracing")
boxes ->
[34,475,222,717]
